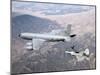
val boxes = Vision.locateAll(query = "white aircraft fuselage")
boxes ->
[20,33,71,42]
[19,24,76,50]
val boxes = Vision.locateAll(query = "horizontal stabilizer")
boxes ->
[70,34,76,37]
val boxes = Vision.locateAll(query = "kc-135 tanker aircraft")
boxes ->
[19,24,76,50]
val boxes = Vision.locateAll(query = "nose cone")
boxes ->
[18,34,21,37]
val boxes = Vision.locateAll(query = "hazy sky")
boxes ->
[12,1,95,15]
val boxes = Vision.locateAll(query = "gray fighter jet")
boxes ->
[65,48,90,62]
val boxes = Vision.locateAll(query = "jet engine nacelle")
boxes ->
[26,42,32,46]
[25,42,33,50]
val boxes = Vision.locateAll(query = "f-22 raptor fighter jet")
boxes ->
[19,24,76,50]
